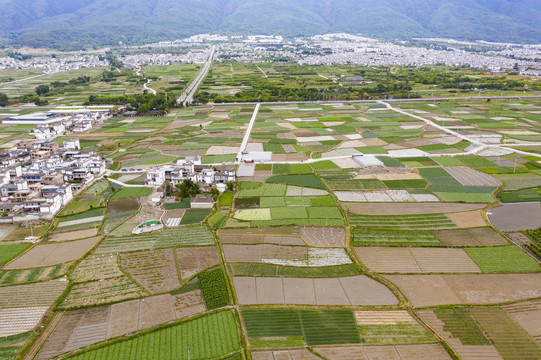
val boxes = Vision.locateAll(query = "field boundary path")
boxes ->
[176,45,216,107]
[135,67,157,95]
[23,311,65,360]
[256,65,268,78]
[236,103,261,164]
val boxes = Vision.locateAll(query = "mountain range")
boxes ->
[2,0,541,50]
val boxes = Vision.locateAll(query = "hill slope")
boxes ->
[2,0,541,49]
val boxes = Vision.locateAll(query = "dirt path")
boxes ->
[23,311,65,360]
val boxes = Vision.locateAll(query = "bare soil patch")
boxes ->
[219,227,305,246]
[172,289,206,319]
[252,350,321,360]
[385,274,541,307]
[223,244,307,263]
[488,202,541,231]
[46,229,98,242]
[314,344,451,360]
[343,202,485,215]
[355,247,481,273]
[120,248,180,294]
[434,228,508,246]
[446,210,487,228]
[5,237,99,269]
[138,294,176,329]
[234,275,398,306]
[108,198,139,213]
[300,227,346,247]
[107,300,139,338]
[503,299,541,343]
[175,246,220,279]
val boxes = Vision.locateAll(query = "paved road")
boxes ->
[236,104,260,164]
[177,45,215,107]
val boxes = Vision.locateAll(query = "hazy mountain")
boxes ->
[1,0,541,50]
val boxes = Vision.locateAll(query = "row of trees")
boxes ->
[84,93,172,115]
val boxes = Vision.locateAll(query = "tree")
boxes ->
[226,181,236,191]
[0,93,8,107]
[176,179,201,199]
[35,85,50,96]
[211,188,220,201]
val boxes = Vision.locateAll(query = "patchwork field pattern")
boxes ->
[36,292,207,360]
[175,246,221,279]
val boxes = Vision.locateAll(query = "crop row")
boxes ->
[67,311,240,360]
[230,263,361,277]
[96,226,214,253]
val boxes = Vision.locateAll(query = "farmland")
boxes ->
[66,311,240,360]
[1,73,541,360]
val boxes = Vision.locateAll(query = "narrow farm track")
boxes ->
[23,311,65,360]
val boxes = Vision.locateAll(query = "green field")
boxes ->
[465,246,540,273]
[434,308,491,345]
[348,213,456,229]
[266,174,327,189]
[180,209,212,225]
[68,311,240,360]
[95,225,214,253]
[111,187,153,199]
[199,268,229,310]
[353,229,441,247]
[0,243,31,265]
[242,309,360,347]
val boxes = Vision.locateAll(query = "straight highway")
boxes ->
[176,45,215,107]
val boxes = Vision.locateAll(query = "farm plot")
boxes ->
[70,254,122,283]
[313,344,452,360]
[233,275,398,306]
[343,202,485,215]
[348,213,457,229]
[418,308,500,360]
[65,310,240,360]
[110,187,153,200]
[230,263,361,278]
[242,308,360,347]
[199,267,229,310]
[384,274,541,307]
[251,350,321,360]
[0,263,68,285]
[335,190,417,202]
[175,246,220,279]
[218,227,305,246]
[120,249,181,294]
[488,202,541,232]
[355,311,433,344]
[300,227,346,247]
[470,307,541,360]
[434,228,508,246]
[0,243,31,266]
[444,166,501,186]
[4,237,99,269]
[464,246,540,273]
[95,225,214,253]
[446,210,487,228]
[353,229,441,247]
[0,332,33,360]
[355,247,481,273]
[223,244,351,267]
[107,198,139,213]
[0,306,49,337]
[47,229,98,242]
[0,279,67,308]
[503,300,541,343]
[61,276,146,309]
